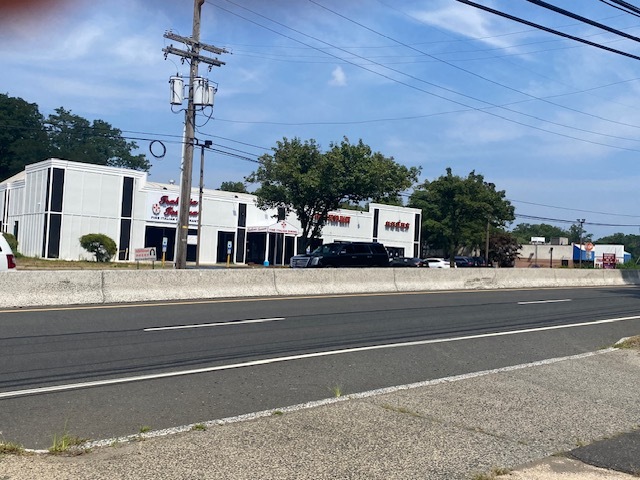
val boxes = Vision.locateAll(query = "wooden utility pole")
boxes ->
[163,0,228,269]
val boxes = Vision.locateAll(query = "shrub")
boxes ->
[3,233,18,254]
[79,233,117,262]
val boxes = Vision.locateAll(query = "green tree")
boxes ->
[219,181,249,193]
[246,137,420,249]
[79,233,117,262]
[0,94,49,180]
[596,233,640,260]
[511,223,569,244]
[46,108,151,171]
[568,223,592,244]
[409,168,515,266]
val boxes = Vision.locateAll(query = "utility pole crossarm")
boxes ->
[163,46,226,67]
[164,0,228,269]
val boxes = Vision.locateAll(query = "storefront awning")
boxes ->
[247,220,299,235]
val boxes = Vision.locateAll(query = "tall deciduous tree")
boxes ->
[46,108,151,171]
[409,168,514,265]
[246,137,420,249]
[0,94,49,180]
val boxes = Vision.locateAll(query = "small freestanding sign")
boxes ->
[134,247,157,268]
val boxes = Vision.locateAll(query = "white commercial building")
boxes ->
[0,159,422,265]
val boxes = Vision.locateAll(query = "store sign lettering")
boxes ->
[314,214,351,225]
[385,221,410,230]
[149,195,199,223]
[159,195,198,207]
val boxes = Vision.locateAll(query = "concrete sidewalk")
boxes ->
[1,348,639,479]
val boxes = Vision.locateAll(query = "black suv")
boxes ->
[290,242,389,268]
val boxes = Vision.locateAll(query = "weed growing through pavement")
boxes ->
[616,336,640,350]
[330,385,342,397]
[192,424,207,431]
[0,440,26,456]
[470,466,511,479]
[49,422,87,455]
[271,411,284,416]
[139,425,151,434]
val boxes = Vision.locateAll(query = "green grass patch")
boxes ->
[192,424,207,431]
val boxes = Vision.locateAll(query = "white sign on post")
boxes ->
[227,241,233,255]
[134,247,157,261]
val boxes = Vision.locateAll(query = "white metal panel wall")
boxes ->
[374,203,420,255]
[319,209,374,244]
[61,214,121,260]
[65,169,122,218]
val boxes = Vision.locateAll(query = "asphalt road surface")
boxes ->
[2,285,640,449]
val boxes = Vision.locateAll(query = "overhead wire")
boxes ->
[454,0,640,61]
[208,0,640,153]
[525,0,640,43]
[307,0,640,139]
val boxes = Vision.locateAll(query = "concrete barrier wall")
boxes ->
[2,268,640,308]
[1,271,104,308]
[101,269,279,303]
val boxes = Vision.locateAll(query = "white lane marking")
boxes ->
[2,313,640,400]
[518,299,572,305]
[61,348,615,453]
[143,317,286,332]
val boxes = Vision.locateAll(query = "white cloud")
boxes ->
[329,66,347,87]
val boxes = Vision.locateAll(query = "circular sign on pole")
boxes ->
[585,242,594,251]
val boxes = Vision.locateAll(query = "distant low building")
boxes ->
[517,241,630,268]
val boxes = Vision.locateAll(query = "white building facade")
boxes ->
[0,159,422,265]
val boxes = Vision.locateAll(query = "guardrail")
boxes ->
[1,268,639,308]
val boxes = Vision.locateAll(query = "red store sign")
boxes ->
[149,194,199,223]
[385,221,410,230]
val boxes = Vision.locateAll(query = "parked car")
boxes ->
[390,257,427,267]
[423,258,451,269]
[454,256,474,268]
[0,233,17,271]
[290,242,389,268]
[470,256,489,267]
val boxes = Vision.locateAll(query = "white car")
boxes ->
[423,258,452,269]
[0,233,17,271]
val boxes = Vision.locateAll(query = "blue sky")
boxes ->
[2,0,640,240]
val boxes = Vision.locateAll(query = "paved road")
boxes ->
[2,347,639,479]
[2,286,640,448]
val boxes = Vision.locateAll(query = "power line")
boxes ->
[307,0,640,139]
[525,0,640,43]
[209,0,640,153]
[455,0,640,61]
[510,199,640,218]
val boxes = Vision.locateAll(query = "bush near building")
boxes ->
[79,233,117,262]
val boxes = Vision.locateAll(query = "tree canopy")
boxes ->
[0,94,49,180]
[409,168,514,265]
[511,222,592,245]
[219,181,249,193]
[246,137,420,249]
[596,232,640,260]
[0,94,150,181]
